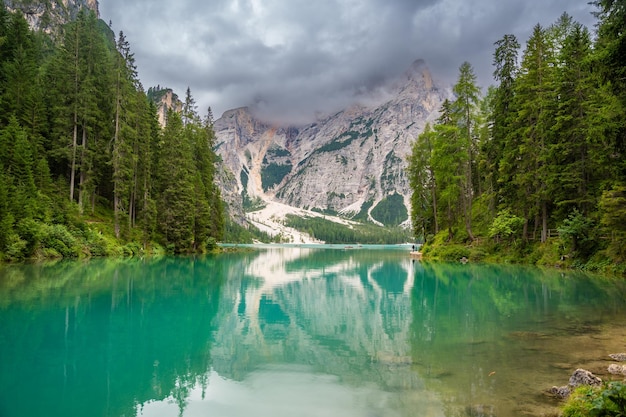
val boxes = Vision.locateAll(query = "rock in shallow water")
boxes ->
[608,364,626,376]
[549,385,571,398]
[549,369,602,399]
[569,368,602,387]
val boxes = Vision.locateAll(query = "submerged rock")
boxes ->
[569,368,602,387]
[608,364,626,376]
[549,385,571,398]
[550,369,602,399]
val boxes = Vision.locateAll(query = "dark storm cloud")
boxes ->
[99,0,597,125]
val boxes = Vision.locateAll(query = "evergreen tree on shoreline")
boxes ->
[0,5,225,260]
[408,9,625,268]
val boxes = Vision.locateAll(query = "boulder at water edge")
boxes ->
[550,368,602,399]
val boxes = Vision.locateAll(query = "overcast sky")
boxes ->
[99,0,597,125]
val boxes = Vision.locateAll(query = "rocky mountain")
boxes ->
[4,0,99,34]
[214,60,448,229]
[147,86,183,128]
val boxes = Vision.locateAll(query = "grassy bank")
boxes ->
[420,230,626,277]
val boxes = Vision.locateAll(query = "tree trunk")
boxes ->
[541,200,548,243]
[69,26,80,202]
[113,95,121,239]
[431,183,439,234]
[464,184,474,241]
[522,210,529,241]
[69,115,78,202]
[78,127,87,214]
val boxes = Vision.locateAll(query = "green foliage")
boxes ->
[0,8,225,262]
[599,184,626,262]
[420,231,471,261]
[488,209,524,241]
[409,9,626,274]
[381,151,402,192]
[239,169,266,212]
[265,145,290,158]
[284,215,410,244]
[561,386,597,417]
[261,162,292,191]
[558,209,598,259]
[205,237,218,251]
[562,382,626,417]
[370,193,408,227]
[40,224,80,258]
[350,198,373,223]
[314,131,359,154]
[408,124,437,238]
[222,217,273,244]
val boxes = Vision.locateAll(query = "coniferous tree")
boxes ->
[550,22,599,217]
[204,107,224,242]
[156,110,195,252]
[592,0,626,102]
[136,99,160,246]
[407,10,626,269]
[488,34,520,202]
[77,11,112,214]
[408,123,438,238]
[0,116,37,222]
[112,30,138,238]
[182,86,196,126]
[44,10,107,206]
[430,100,464,239]
[0,11,38,124]
[508,24,557,241]
[451,62,481,240]
[0,4,230,260]
[591,0,626,180]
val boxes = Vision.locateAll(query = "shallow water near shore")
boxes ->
[1,245,625,417]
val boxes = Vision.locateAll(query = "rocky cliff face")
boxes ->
[151,88,183,128]
[214,60,448,227]
[5,0,100,33]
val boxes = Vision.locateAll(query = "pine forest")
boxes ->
[0,4,224,259]
[408,3,626,273]
[0,1,624,275]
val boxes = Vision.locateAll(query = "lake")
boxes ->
[1,245,625,417]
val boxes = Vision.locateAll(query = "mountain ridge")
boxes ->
[213,59,449,237]
[4,0,100,34]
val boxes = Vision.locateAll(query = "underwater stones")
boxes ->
[569,368,602,387]
[550,368,602,399]
[609,353,626,362]
[608,353,626,376]
[608,364,626,376]
[549,385,571,398]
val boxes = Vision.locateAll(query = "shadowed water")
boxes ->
[1,246,625,417]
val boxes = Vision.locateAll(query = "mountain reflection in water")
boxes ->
[1,246,625,417]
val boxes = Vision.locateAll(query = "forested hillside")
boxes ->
[408,2,625,273]
[0,3,224,260]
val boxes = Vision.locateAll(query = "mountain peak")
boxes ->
[407,59,427,73]
[4,0,100,34]
[404,58,433,90]
[213,58,449,232]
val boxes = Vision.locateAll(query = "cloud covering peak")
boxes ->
[100,0,596,124]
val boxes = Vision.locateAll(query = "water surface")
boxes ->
[1,246,625,417]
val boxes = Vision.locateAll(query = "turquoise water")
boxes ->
[1,246,625,417]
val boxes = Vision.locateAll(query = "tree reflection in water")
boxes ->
[1,248,625,417]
